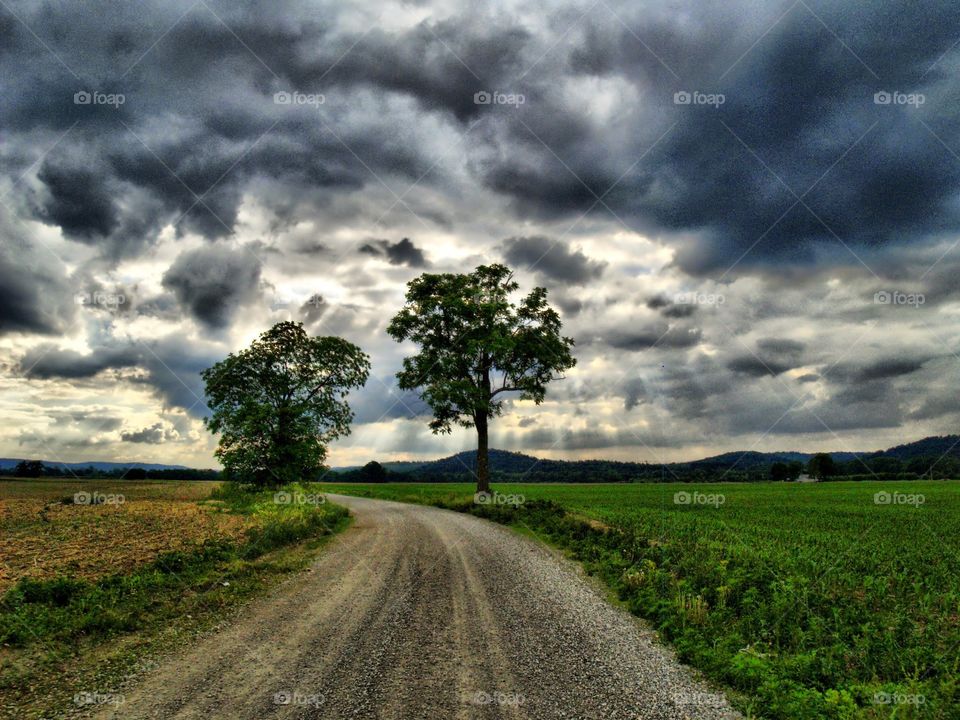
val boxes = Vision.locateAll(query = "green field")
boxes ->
[322,480,960,719]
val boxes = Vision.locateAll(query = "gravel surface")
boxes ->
[92,494,741,719]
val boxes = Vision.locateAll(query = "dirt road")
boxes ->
[93,495,740,719]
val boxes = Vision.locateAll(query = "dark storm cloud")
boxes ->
[359,238,427,267]
[727,337,806,376]
[350,381,432,424]
[623,378,647,411]
[475,1,960,273]
[727,356,793,377]
[5,0,960,273]
[20,345,141,379]
[605,324,702,351]
[121,423,177,444]
[33,159,118,240]
[832,357,928,383]
[19,335,218,415]
[501,236,605,285]
[645,294,696,318]
[162,245,263,330]
[299,294,328,326]
[0,0,529,258]
[0,239,76,336]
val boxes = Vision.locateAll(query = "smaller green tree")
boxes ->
[807,453,836,480]
[201,321,370,487]
[14,460,44,478]
[359,460,388,483]
[770,462,789,481]
[388,264,576,493]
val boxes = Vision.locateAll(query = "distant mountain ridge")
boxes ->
[0,458,189,472]
[9,435,959,479]
[365,435,960,481]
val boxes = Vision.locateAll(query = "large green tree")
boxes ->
[201,321,370,486]
[387,264,576,493]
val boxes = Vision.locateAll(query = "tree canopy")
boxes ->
[201,321,370,486]
[387,263,575,491]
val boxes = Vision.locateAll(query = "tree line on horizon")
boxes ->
[10,448,959,484]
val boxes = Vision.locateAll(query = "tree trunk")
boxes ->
[476,412,490,494]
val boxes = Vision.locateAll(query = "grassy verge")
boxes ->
[322,481,959,720]
[0,482,349,719]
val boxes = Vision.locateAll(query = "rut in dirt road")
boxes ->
[93,495,741,720]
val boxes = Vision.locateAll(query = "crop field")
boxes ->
[322,480,960,719]
[0,478,348,719]
[0,479,251,595]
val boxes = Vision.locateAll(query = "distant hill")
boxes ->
[691,450,863,469]
[869,435,960,460]
[0,458,189,472]
[370,436,955,483]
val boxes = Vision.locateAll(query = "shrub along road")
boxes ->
[93,495,739,719]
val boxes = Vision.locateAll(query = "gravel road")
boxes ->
[93,494,741,719]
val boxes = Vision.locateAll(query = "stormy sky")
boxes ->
[2,0,960,467]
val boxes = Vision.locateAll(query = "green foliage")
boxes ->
[13,460,44,477]
[770,461,803,481]
[387,264,575,490]
[387,263,575,433]
[808,453,837,479]
[324,480,960,719]
[359,461,387,482]
[201,321,370,486]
